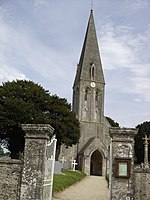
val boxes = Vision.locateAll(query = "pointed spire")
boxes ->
[74,10,105,87]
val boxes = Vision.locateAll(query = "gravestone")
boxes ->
[63,160,69,169]
[59,157,66,169]
[71,159,78,171]
[54,161,63,174]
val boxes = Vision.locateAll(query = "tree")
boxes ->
[134,121,150,164]
[46,95,80,159]
[0,80,50,158]
[0,80,80,159]
[0,146,5,157]
[106,116,120,127]
[0,146,10,157]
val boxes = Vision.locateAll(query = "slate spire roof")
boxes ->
[73,10,105,87]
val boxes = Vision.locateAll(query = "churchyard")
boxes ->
[0,124,150,200]
[53,170,86,193]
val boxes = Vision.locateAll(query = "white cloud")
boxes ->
[0,0,149,127]
[99,23,150,102]
[124,0,150,13]
[0,12,74,99]
[0,64,27,83]
[34,0,49,11]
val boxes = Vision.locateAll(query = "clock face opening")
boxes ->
[90,82,96,88]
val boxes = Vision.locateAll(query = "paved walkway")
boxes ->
[52,176,109,200]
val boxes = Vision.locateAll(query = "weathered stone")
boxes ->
[110,127,138,200]
[0,159,22,200]
[134,168,150,200]
[59,10,111,176]
[20,124,54,200]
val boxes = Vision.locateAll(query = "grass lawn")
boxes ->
[53,170,86,193]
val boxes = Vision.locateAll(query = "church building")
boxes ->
[60,10,111,176]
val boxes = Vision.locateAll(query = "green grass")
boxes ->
[53,170,86,193]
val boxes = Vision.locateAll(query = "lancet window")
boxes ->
[90,63,95,80]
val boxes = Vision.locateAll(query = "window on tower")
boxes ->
[90,63,95,80]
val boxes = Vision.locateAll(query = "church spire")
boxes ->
[73,10,105,87]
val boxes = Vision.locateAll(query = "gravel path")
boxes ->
[52,176,109,200]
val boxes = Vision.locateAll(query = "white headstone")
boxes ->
[71,159,78,171]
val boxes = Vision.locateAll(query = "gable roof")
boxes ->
[78,137,95,155]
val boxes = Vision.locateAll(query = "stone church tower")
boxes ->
[73,10,110,176]
[60,10,110,176]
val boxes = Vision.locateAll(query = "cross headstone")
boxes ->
[143,134,150,144]
[71,159,78,171]
[142,134,150,168]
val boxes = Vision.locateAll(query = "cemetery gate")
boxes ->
[42,135,57,200]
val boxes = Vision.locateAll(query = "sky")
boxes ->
[0,0,150,128]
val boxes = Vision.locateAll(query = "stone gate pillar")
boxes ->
[20,124,54,200]
[109,128,138,200]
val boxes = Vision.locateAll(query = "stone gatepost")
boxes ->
[20,124,54,200]
[109,128,138,200]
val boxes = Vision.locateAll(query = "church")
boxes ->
[59,10,111,176]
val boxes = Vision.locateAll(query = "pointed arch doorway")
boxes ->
[90,150,102,176]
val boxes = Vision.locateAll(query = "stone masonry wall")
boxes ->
[0,159,22,200]
[20,124,54,200]
[110,128,137,200]
[134,168,150,200]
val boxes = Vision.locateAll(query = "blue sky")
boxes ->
[0,0,150,127]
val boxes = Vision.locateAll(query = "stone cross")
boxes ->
[142,134,150,168]
[59,157,66,169]
[70,158,78,171]
[72,160,78,171]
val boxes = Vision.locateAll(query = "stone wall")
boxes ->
[109,127,138,200]
[0,159,22,200]
[0,124,54,200]
[20,124,54,200]
[134,168,150,200]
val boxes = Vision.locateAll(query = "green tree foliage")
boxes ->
[134,121,150,164]
[0,80,80,159]
[47,95,80,159]
[0,80,50,158]
[106,116,119,127]
[0,146,10,157]
[0,146,5,157]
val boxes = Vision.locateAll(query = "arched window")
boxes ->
[90,63,95,80]
[92,67,94,79]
